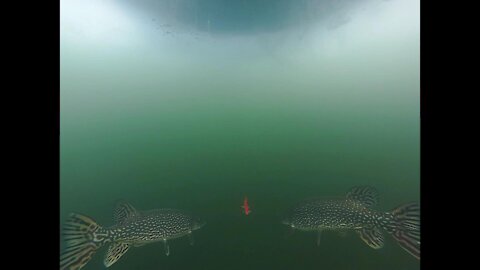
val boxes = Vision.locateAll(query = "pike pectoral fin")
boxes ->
[104,243,130,268]
[338,231,348,238]
[317,230,322,246]
[163,240,170,256]
[283,227,295,239]
[356,227,384,249]
[189,233,195,246]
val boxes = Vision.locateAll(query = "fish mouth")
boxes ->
[281,217,291,226]
[193,218,206,229]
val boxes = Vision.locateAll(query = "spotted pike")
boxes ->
[60,200,206,270]
[282,186,420,259]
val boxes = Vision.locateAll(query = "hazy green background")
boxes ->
[60,0,419,269]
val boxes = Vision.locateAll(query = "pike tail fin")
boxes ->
[389,202,420,260]
[60,213,108,270]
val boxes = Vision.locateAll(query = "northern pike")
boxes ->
[282,186,420,259]
[60,200,206,270]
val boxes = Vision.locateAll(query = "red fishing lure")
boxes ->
[241,196,251,215]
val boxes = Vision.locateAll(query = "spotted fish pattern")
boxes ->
[282,186,420,259]
[60,200,206,270]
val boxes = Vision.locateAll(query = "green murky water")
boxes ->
[60,0,420,269]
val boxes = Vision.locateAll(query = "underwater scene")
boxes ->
[60,0,420,269]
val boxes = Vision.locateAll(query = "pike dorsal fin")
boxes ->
[113,200,138,224]
[346,186,379,207]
